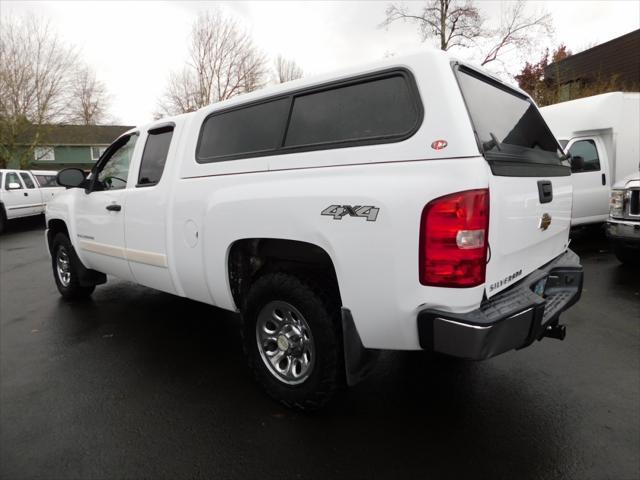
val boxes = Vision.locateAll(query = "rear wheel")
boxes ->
[0,207,6,234]
[241,272,342,411]
[51,233,95,300]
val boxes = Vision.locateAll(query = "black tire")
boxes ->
[241,272,342,411]
[51,233,95,300]
[0,206,6,234]
[614,245,640,266]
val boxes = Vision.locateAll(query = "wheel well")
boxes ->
[228,238,341,309]
[46,219,69,254]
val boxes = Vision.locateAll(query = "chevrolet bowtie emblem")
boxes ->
[539,213,552,231]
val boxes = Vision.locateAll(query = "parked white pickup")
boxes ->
[45,50,584,410]
[0,169,65,233]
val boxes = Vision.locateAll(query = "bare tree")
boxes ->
[380,0,552,66]
[157,10,269,117]
[479,1,552,66]
[67,66,111,125]
[381,0,482,51]
[158,68,201,118]
[274,55,303,83]
[0,15,78,168]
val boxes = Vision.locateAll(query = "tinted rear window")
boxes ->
[197,98,290,161]
[456,67,563,166]
[284,75,417,147]
[138,127,174,186]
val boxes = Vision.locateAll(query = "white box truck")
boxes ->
[541,92,640,226]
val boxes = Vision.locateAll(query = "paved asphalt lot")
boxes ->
[1,217,638,480]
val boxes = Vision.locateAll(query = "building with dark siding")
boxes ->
[545,29,640,99]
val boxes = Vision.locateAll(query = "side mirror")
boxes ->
[7,182,21,190]
[570,155,585,172]
[57,168,87,188]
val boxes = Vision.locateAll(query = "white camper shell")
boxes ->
[541,92,640,226]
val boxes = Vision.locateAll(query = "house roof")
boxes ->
[17,124,134,146]
[545,29,640,87]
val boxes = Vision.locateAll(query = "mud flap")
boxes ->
[341,308,379,386]
[69,243,107,287]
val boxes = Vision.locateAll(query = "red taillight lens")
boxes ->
[419,189,489,287]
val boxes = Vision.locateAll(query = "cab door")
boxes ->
[2,171,31,219]
[566,136,610,225]
[18,172,45,215]
[124,123,177,294]
[74,133,140,281]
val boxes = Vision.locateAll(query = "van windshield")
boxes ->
[455,66,566,171]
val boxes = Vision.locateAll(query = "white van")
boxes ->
[541,92,640,226]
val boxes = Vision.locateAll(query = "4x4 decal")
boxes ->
[321,205,380,222]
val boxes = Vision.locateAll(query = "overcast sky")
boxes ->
[2,0,639,125]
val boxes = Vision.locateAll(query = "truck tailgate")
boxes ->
[486,175,572,297]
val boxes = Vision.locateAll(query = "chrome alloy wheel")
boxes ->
[56,246,72,287]
[256,300,315,385]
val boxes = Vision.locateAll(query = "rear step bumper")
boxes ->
[417,249,583,360]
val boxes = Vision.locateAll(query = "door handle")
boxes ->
[23,192,28,197]
[106,204,122,212]
[601,173,606,185]
[537,180,553,204]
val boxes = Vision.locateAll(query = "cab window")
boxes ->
[569,140,600,173]
[4,172,23,190]
[19,172,36,189]
[95,134,139,191]
[137,126,174,186]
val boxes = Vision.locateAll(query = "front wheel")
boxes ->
[51,233,95,300]
[241,272,342,411]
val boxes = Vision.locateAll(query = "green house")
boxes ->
[8,124,133,171]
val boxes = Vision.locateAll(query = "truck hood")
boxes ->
[612,172,640,189]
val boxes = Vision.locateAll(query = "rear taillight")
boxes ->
[419,189,489,287]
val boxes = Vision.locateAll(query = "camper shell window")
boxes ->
[196,69,423,163]
[454,64,570,177]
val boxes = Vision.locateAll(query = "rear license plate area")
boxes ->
[532,277,548,297]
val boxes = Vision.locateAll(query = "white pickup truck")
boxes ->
[45,51,584,410]
[0,169,64,233]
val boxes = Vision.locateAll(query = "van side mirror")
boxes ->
[570,155,585,173]
[57,168,87,188]
[7,182,21,190]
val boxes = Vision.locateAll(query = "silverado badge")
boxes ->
[539,213,552,231]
